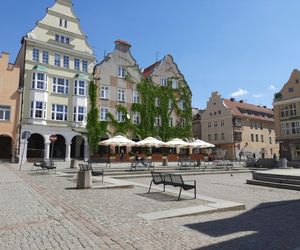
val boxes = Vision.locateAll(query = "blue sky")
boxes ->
[1,0,299,109]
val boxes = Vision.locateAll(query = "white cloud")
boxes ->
[253,93,264,98]
[231,88,248,97]
[269,85,276,91]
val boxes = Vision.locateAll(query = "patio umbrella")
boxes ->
[135,137,166,147]
[99,135,136,146]
[165,138,190,147]
[189,139,215,148]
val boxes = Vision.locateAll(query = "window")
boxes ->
[160,76,167,86]
[251,134,254,142]
[32,48,39,62]
[155,98,160,107]
[133,112,140,124]
[100,86,109,99]
[55,34,70,44]
[269,137,272,144]
[53,77,69,94]
[178,100,184,110]
[261,135,264,142]
[118,66,126,78]
[221,133,225,140]
[172,79,178,89]
[42,51,49,64]
[30,101,46,119]
[73,106,85,122]
[208,134,211,141]
[100,108,109,121]
[290,104,296,116]
[181,118,186,128]
[133,90,140,103]
[0,106,10,121]
[169,117,173,127]
[59,18,63,27]
[52,104,68,121]
[291,121,300,134]
[256,134,259,142]
[168,99,173,109]
[281,123,290,135]
[64,20,68,28]
[74,80,86,96]
[117,88,125,102]
[218,110,221,114]
[74,58,80,70]
[32,72,48,90]
[63,55,69,68]
[281,106,289,117]
[154,116,161,126]
[55,53,61,67]
[208,122,211,128]
[260,123,263,130]
[214,133,218,140]
[214,121,218,128]
[289,87,294,93]
[250,121,253,129]
[221,120,224,127]
[82,60,88,72]
[117,111,125,122]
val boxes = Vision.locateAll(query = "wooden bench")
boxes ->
[79,163,104,182]
[130,160,155,171]
[148,172,196,200]
[33,160,56,172]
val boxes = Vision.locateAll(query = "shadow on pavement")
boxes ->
[186,199,300,250]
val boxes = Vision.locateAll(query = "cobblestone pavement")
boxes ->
[1,164,300,250]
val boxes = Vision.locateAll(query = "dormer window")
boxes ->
[118,66,126,78]
[160,76,167,86]
[59,18,68,28]
[55,34,70,44]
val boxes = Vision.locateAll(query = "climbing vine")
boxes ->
[86,81,104,158]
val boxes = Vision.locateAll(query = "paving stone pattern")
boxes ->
[1,164,300,249]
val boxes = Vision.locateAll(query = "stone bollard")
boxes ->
[162,157,168,166]
[70,159,78,169]
[77,170,92,189]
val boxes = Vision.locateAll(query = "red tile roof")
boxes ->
[223,99,274,122]
[142,60,162,78]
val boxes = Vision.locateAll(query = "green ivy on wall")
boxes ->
[107,77,192,141]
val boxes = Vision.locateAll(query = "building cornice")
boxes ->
[37,23,86,39]
[273,96,300,106]
[47,9,79,22]
[24,37,95,60]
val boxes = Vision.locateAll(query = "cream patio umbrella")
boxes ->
[165,138,190,147]
[188,139,215,148]
[99,135,136,146]
[135,137,166,147]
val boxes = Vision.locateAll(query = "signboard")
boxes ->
[49,135,57,142]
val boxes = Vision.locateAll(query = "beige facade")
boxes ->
[94,40,142,138]
[273,69,300,161]
[0,52,20,161]
[15,0,95,161]
[201,92,279,160]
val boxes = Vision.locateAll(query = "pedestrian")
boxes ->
[273,153,278,160]
[253,153,256,160]
[120,149,124,162]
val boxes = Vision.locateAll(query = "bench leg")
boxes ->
[163,184,165,192]
[194,182,196,199]
[178,187,182,201]
[148,180,153,193]
[101,173,104,182]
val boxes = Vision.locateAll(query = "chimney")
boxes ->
[115,39,131,53]
[230,98,235,102]
[239,100,244,103]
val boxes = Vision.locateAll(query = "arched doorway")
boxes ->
[27,134,44,159]
[50,134,66,159]
[0,135,12,161]
[71,135,85,159]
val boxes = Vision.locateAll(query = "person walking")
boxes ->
[120,149,124,162]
